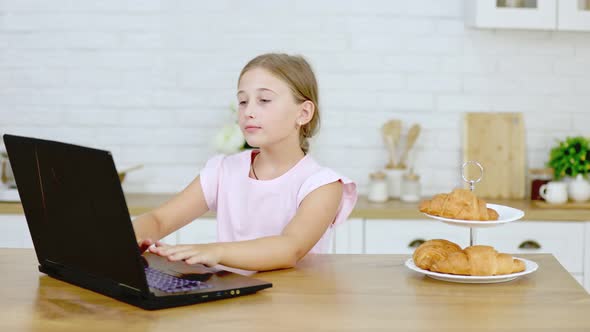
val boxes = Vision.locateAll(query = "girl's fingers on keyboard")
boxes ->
[138,239,153,252]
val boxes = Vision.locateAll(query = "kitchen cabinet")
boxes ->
[465,0,558,30]
[0,215,32,248]
[365,219,471,254]
[129,217,217,246]
[465,0,590,31]
[558,0,590,31]
[475,221,585,274]
[176,218,217,244]
[330,218,364,254]
[0,215,180,248]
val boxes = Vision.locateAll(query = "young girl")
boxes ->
[133,53,357,272]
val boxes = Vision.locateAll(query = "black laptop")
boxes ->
[3,134,272,310]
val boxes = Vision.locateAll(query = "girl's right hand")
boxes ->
[138,239,154,253]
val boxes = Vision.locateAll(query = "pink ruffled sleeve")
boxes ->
[199,154,225,211]
[296,168,358,227]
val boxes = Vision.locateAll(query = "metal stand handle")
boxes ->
[461,161,484,246]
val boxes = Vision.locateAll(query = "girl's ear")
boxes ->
[297,100,315,126]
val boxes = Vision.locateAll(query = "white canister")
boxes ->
[568,174,590,202]
[367,171,388,203]
[383,167,406,199]
[539,181,568,204]
[400,172,421,203]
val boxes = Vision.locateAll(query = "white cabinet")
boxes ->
[476,221,587,290]
[365,220,471,254]
[0,214,216,248]
[465,0,557,30]
[0,215,32,248]
[331,218,364,254]
[475,221,585,273]
[558,0,590,31]
[465,0,590,31]
[134,217,217,246]
[176,218,217,244]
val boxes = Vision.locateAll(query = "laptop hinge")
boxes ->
[45,259,64,268]
[119,283,142,294]
[41,259,65,275]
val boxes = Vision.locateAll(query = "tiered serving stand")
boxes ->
[405,161,538,283]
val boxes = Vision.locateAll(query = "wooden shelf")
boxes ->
[531,200,590,210]
[1,193,588,221]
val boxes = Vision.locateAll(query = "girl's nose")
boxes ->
[243,105,255,119]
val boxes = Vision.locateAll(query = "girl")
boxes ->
[133,53,357,272]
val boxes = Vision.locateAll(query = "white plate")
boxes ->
[422,203,524,228]
[405,257,538,284]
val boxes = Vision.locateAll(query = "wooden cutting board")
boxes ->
[463,113,525,199]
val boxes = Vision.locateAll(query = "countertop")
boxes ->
[0,193,588,221]
[1,250,589,331]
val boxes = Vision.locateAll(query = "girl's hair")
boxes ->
[239,53,320,154]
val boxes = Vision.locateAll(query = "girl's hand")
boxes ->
[148,242,223,267]
[138,239,154,253]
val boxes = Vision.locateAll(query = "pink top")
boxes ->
[199,149,358,254]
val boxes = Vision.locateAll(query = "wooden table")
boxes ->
[1,250,590,331]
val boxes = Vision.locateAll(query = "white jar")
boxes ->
[367,171,388,203]
[568,174,590,202]
[383,168,406,199]
[401,172,421,203]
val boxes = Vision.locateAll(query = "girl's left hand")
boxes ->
[148,242,223,267]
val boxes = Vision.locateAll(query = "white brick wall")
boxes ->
[0,0,589,195]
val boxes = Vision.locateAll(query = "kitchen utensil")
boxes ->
[398,124,421,169]
[381,120,402,169]
[117,164,143,183]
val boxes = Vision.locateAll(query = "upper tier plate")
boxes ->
[422,203,524,228]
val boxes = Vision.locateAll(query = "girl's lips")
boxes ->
[244,126,261,133]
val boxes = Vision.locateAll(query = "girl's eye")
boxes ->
[260,99,271,103]
[238,100,247,106]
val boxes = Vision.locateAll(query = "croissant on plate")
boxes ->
[413,239,525,276]
[419,188,499,221]
[412,239,462,270]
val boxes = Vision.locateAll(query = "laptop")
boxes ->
[3,134,272,310]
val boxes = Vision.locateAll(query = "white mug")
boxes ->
[539,181,568,204]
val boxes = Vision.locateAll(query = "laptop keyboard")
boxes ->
[145,267,212,293]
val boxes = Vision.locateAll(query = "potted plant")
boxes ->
[547,136,590,180]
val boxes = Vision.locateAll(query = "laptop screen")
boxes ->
[5,135,149,292]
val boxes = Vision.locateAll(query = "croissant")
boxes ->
[419,188,499,221]
[412,239,462,270]
[413,240,525,276]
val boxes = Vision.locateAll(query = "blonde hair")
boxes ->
[238,53,320,154]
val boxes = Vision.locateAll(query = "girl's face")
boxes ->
[237,68,301,149]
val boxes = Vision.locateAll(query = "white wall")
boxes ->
[0,0,589,195]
